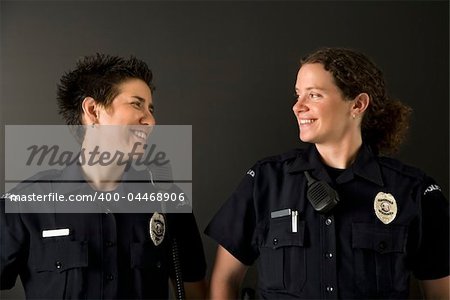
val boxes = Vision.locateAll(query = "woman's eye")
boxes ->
[310,93,321,99]
[132,101,142,108]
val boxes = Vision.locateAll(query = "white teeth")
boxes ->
[133,130,147,140]
[299,119,315,125]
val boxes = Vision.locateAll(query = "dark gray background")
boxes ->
[1,1,448,299]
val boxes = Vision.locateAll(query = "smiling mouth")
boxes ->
[299,119,316,125]
[131,130,148,141]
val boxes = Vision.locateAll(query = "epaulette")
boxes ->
[255,148,305,166]
[378,156,425,180]
[7,169,62,194]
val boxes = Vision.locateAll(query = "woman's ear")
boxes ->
[351,93,370,117]
[81,97,98,124]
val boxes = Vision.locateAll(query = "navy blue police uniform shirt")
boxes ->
[1,163,206,299]
[205,144,449,299]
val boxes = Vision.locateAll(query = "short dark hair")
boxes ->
[57,53,154,125]
[301,47,412,154]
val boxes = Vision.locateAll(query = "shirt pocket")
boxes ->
[352,223,408,297]
[130,241,170,299]
[31,240,88,299]
[258,216,306,294]
[130,241,169,271]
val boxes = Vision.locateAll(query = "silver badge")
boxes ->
[374,192,398,224]
[149,212,165,246]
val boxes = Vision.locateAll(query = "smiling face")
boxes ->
[293,63,356,146]
[94,78,155,155]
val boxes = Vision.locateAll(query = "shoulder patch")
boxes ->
[423,184,442,195]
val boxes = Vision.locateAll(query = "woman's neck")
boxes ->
[315,136,362,169]
[81,163,126,191]
[80,143,128,191]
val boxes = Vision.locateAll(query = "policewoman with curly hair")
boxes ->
[206,48,449,299]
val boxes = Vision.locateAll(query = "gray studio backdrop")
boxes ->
[1,1,448,299]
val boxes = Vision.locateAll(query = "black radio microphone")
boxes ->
[149,161,174,191]
[304,171,339,214]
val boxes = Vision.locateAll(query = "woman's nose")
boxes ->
[141,109,156,125]
[292,96,307,114]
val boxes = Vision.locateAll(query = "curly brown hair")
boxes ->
[300,47,412,154]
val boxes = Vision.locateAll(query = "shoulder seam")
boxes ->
[378,157,425,180]
[255,149,304,166]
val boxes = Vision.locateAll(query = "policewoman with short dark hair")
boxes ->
[1,54,207,299]
[205,48,449,299]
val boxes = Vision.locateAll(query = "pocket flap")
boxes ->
[130,241,167,269]
[264,219,305,249]
[33,240,88,272]
[352,223,407,253]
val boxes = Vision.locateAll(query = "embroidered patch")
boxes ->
[423,184,441,195]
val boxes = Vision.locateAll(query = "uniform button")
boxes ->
[156,261,162,268]
[325,218,332,226]
[106,274,114,281]
[326,286,334,293]
[325,252,333,259]
[273,238,278,245]
[105,241,115,247]
[378,241,386,252]
[55,261,62,269]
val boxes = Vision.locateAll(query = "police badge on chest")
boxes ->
[149,212,166,246]
[374,192,398,224]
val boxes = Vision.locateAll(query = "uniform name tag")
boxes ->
[42,228,70,238]
[271,208,291,219]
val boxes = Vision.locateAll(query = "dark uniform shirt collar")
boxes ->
[53,162,148,195]
[288,143,384,187]
[53,162,93,195]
